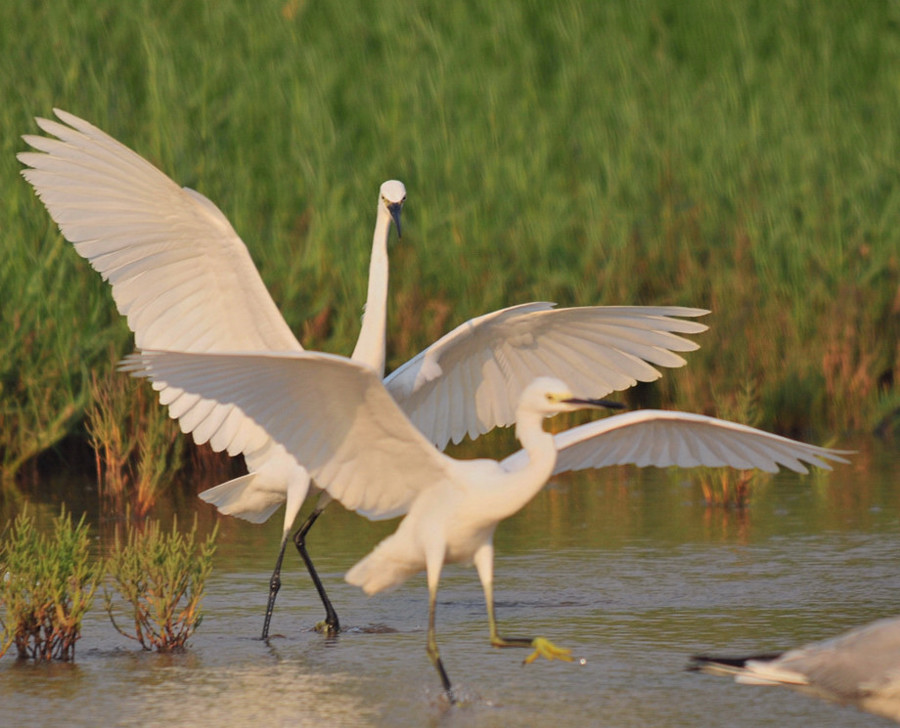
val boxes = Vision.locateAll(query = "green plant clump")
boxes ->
[104,517,218,652]
[0,507,100,661]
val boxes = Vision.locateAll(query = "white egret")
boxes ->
[123,348,851,700]
[19,110,401,636]
[19,109,710,638]
[690,617,900,723]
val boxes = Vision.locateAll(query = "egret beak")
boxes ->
[563,397,626,411]
[387,202,403,240]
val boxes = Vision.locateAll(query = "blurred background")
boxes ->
[0,0,897,493]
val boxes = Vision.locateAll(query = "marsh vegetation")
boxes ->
[0,508,217,660]
[0,2,896,510]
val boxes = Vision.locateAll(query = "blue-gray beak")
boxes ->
[387,202,402,240]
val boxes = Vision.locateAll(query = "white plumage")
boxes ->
[20,109,709,637]
[125,348,850,698]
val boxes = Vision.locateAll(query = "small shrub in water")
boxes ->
[104,516,217,652]
[0,507,100,661]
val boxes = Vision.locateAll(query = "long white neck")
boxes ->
[483,407,559,522]
[351,202,393,375]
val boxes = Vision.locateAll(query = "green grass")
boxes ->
[1,0,897,485]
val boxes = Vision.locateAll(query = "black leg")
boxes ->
[426,586,455,704]
[261,539,289,640]
[433,654,455,704]
[292,504,340,634]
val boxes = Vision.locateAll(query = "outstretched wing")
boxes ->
[125,350,456,520]
[19,109,301,456]
[501,409,851,474]
[385,303,708,449]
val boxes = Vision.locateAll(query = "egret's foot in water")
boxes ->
[434,658,456,705]
[490,633,573,664]
[522,636,573,665]
[293,505,341,637]
[426,638,456,704]
[314,617,341,636]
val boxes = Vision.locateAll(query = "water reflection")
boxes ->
[119,661,379,727]
[0,439,897,726]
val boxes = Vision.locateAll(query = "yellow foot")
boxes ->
[523,636,573,666]
[314,620,340,635]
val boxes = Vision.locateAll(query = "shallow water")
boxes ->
[2,440,899,727]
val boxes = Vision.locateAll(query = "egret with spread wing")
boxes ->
[125,349,850,700]
[20,110,709,638]
[19,110,401,636]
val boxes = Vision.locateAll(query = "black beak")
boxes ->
[563,397,626,411]
[387,202,403,240]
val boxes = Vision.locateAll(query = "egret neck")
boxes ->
[352,185,403,375]
[500,406,560,516]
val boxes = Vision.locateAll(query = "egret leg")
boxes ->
[485,582,572,663]
[474,544,572,665]
[292,499,340,634]
[261,538,289,640]
[426,579,455,703]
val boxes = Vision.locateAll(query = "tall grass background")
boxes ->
[1,0,897,487]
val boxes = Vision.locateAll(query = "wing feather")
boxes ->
[126,350,457,519]
[500,410,851,475]
[20,109,303,469]
[386,303,709,448]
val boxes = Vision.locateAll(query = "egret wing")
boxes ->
[19,109,302,456]
[385,303,708,449]
[125,350,456,520]
[501,410,851,474]
[19,109,300,352]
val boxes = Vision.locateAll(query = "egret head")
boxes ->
[379,180,406,239]
[520,377,626,418]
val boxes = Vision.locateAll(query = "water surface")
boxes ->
[2,441,898,727]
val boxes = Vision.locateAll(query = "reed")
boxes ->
[86,355,186,517]
[0,0,897,488]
